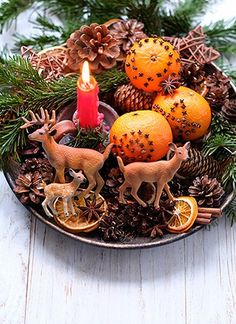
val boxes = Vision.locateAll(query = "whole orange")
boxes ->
[110,110,173,163]
[125,37,181,92]
[152,86,211,141]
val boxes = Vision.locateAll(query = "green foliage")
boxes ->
[225,197,236,226]
[70,126,108,150]
[161,0,210,36]
[0,0,33,32]
[205,19,236,55]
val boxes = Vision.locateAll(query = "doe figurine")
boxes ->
[117,142,190,209]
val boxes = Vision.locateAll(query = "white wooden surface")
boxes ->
[1,2,236,324]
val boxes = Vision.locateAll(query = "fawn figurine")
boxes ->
[42,169,86,218]
[21,108,113,197]
[117,142,190,209]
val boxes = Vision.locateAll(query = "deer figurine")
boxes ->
[42,169,86,218]
[21,108,113,197]
[117,142,190,209]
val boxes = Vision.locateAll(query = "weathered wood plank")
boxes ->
[0,173,31,324]
[184,218,236,324]
[24,219,186,324]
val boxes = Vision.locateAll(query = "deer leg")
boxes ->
[54,169,65,183]
[48,198,58,216]
[94,172,105,196]
[119,181,129,204]
[68,198,76,215]
[62,197,69,217]
[42,198,54,218]
[80,173,96,198]
[154,183,165,210]
[164,183,174,201]
[131,182,147,207]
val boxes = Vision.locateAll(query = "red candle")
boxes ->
[77,61,99,128]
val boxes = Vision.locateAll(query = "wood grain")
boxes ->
[0,173,31,324]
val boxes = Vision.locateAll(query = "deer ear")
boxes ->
[49,129,57,137]
[168,142,177,152]
[68,169,75,177]
[184,141,191,150]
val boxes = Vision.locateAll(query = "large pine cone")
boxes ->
[178,147,222,180]
[110,19,147,53]
[188,175,224,207]
[114,83,154,113]
[222,98,236,123]
[66,23,120,73]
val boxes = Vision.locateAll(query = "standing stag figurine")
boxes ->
[21,108,113,196]
[117,142,190,209]
[42,169,86,218]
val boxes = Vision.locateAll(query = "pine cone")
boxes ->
[66,23,120,73]
[178,147,222,180]
[188,175,224,207]
[222,98,236,123]
[114,83,154,113]
[13,171,45,204]
[181,62,205,90]
[205,70,231,110]
[110,19,147,53]
[21,158,54,182]
[0,111,16,125]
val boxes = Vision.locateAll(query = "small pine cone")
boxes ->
[188,175,224,207]
[222,98,236,123]
[21,158,54,182]
[109,19,147,53]
[181,62,205,90]
[0,111,16,125]
[66,23,120,73]
[13,171,45,204]
[178,147,222,180]
[205,70,231,110]
[114,83,154,113]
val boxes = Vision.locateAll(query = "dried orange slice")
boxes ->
[54,191,107,234]
[167,196,198,233]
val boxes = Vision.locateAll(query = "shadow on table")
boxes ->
[32,215,222,284]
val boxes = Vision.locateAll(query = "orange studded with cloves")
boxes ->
[110,110,173,163]
[125,37,181,93]
[152,86,211,141]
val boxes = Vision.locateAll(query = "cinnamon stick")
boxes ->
[198,207,222,216]
[197,212,212,219]
[195,217,211,225]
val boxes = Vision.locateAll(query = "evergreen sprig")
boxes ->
[225,197,236,226]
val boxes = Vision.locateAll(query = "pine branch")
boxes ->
[222,157,236,191]
[160,0,210,36]
[0,116,27,165]
[0,0,33,32]
[205,19,236,54]
[225,197,236,226]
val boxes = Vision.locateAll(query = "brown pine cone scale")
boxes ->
[177,147,222,180]
[114,83,154,113]
[66,23,120,73]
[188,175,224,207]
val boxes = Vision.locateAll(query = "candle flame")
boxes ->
[81,61,90,85]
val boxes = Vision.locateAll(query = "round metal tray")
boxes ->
[3,63,235,249]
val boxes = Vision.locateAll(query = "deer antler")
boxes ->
[21,108,56,129]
